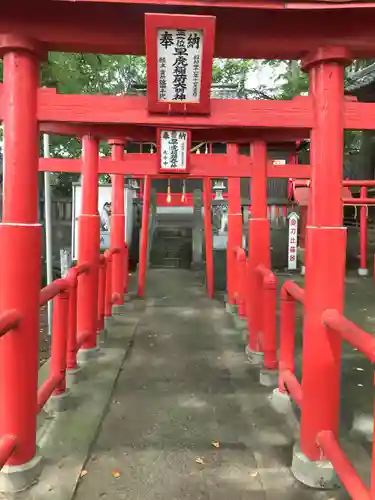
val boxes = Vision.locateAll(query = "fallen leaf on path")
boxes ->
[211,441,220,448]
[195,457,204,465]
[80,470,88,478]
[112,470,121,478]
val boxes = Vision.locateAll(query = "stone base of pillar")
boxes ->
[245,346,264,365]
[351,411,373,442]
[0,454,42,493]
[45,391,70,413]
[291,443,339,489]
[268,388,293,414]
[112,304,126,315]
[259,368,278,387]
[104,316,114,330]
[191,261,204,271]
[233,315,247,332]
[358,268,369,277]
[77,346,100,364]
[66,366,83,387]
[97,329,108,346]
[225,302,238,316]
[242,329,248,344]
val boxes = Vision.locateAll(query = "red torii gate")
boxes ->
[40,138,308,297]
[2,2,375,496]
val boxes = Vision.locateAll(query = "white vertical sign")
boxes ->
[157,28,203,102]
[287,212,299,270]
[160,130,188,171]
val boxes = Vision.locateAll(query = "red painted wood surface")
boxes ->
[37,94,313,129]
[0,85,372,132]
[33,122,311,143]
[38,155,311,178]
[2,3,375,59]
[54,0,375,6]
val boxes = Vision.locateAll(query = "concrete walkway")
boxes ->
[73,269,352,500]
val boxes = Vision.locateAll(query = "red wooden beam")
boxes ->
[54,0,375,8]
[344,101,375,130]
[39,154,310,178]
[2,3,375,59]
[37,95,313,129]
[0,85,312,129]
[37,121,307,143]
[0,85,372,131]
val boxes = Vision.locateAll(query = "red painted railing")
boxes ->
[38,278,71,412]
[123,243,129,294]
[66,264,90,371]
[98,255,106,333]
[0,310,22,468]
[0,241,131,472]
[232,250,277,371]
[278,281,304,406]
[255,265,277,371]
[315,309,375,499]
[104,247,121,318]
[233,247,247,318]
[270,281,375,498]
[98,244,129,332]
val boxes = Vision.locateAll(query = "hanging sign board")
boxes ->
[145,13,216,115]
[157,128,191,173]
[272,159,286,165]
[287,212,299,270]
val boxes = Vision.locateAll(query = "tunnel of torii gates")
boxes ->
[5,4,375,497]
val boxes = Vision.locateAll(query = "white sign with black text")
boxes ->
[287,212,299,270]
[160,130,188,171]
[157,28,203,102]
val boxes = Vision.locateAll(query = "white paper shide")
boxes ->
[160,130,188,171]
[157,28,203,102]
[287,212,299,270]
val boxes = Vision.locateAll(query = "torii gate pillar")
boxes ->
[0,37,42,490]
[109,139,126,308]
[203,178,214,298]
[227,144,242,306]
[294,48,350,485]
[77,136,100,358]
[246,140,270,363]
[138,176,151,297]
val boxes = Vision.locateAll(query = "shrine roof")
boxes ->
[346,63,375,97]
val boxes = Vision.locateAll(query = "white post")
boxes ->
[43,134,53,335]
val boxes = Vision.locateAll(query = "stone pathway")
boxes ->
[73,269,353,500]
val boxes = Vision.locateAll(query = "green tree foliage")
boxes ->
[212,59,252,85]
[40,53,147,192]
[40,54,253,193]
